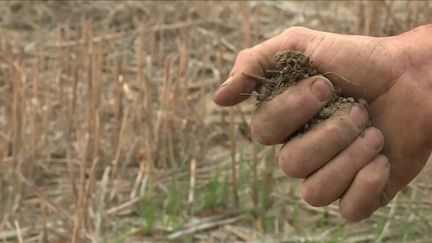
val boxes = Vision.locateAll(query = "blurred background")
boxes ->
[0,1,432,242]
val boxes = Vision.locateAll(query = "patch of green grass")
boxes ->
[401,226,414,242]
[255,148,276,232]
[318,209,331,228]
[257,181,272,231]
[329,224,343,243]
[139,181,188,235]
[376,215,390,242]
[163,181,188,230]
[139,194,160,235]
[239,153,251,187]
[166,184,183,217]
[202,170,230,211]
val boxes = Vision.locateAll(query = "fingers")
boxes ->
[301,127,385,207]
[213,48,266,106]
[250,76,334,145]
[214,27,332,106]
[339,155,390,222]
[279,103,369,178]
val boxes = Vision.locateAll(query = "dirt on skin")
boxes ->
[246,50,358,135]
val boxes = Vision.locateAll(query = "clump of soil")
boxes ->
[245,50,358,134]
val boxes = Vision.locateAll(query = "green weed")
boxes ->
[139,194,160,235]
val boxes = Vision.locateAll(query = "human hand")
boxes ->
[213,25,432,221]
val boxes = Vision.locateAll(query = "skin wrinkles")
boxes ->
[365,41,401,103]
[287,27,312,53]
[305,32,330,63]
[213,24,432,221]
[316,38,344,68]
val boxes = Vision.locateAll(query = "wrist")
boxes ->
[392,24,432,93]
[392,24,432,148]
[393,24,432,73]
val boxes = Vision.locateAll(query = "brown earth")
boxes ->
[246,50,357,135]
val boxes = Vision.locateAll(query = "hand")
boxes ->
[213,25,432,221]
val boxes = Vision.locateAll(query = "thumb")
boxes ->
[213,27,335,106]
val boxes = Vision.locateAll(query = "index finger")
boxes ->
[213,27,316,106]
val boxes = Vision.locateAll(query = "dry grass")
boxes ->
[0,1,432,242]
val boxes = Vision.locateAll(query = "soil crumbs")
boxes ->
[246,50,358,135]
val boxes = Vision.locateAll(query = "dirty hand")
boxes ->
[213,25,432,221]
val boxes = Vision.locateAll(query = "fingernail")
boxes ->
[218,75,234,91]
[311,77,333,102]
[350,105,368,128]
[358,98,368,106]
[364,128,384,150]
[376,154,389,168]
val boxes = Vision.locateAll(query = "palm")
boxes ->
[295,33,431,204]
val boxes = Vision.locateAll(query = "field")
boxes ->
[1,1,432,242]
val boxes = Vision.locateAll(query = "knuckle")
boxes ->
[359,169,382,188]
[250,117,276,145]
[340,205,367,222]
[344,149,357,162]
[340,207,354,221]
[254,133,275,145]
[279,147,308,178]
[279,90,314,116]
[360,156,389,187]
[324,122,341,136]
[301,182,327,207]
[250,105,287,145]
[330,116,361,145]
[236,48,253,61]
[289,92,309,109]
[283,26,309,37]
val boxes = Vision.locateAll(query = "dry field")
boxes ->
[0,1,432,242]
